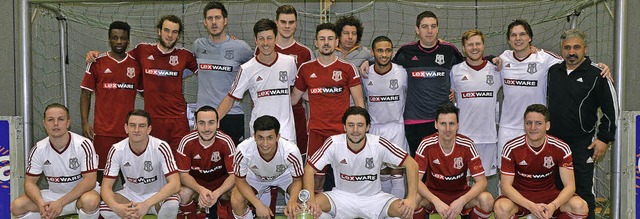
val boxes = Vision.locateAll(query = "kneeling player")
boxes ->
[414,104,494,219]
[231,115,304,219]
[11,103,100,219]
[494,104,588,219]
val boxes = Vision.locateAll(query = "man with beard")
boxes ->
[193,1,254,145]
[80,21,140,179]
[291,22,364,192]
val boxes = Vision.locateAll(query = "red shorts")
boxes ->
[495,190,567,217]
[425,187,473,215]
[292,104,308,156]
[307,129,342,159]
[93,135,126,170]
[149,117,190,151]
[195,176,226,191]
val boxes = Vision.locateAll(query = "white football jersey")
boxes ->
[229,53,298,142]
[363,63,408,125]
[26,132,97,194]
[103,136,179,196]
[451,60,502,143]
[234,137,304,182]
[499,49,562,129]
[308,134,408,196]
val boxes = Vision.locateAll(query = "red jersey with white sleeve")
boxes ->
[175,131,236,184]
[26,132,97,194]
[81,52,141,137]
[414,133,484,193]
[294,58,361,131]
[308,134,408,196]
[103,135,179,196]
[129,43,198,119]
[500,135,573,198]
[233,137,304,181]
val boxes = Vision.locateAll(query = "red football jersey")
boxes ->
[176,131,236,185]
[129,43,198,119]
[294,58,361,131]
[415,133,485,192]
[500,135,573,198]
[81,52,141,137]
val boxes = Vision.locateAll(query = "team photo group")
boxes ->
[10,1,618,219]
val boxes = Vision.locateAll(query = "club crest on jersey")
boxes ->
[527,63,537,74]
[127,67,136,78]
[225,50,234,60]
[435,54,445,65]
[68,157,80,170]
[276,164,286,173]
[389,79,399,90]
[211,151,221,162]
[169,55,179,66]
[543,156,554,169]
[365,157,375,169]
[486,74,494,85]
[279,71,288,83]
[453,157,463,169]
[144,161,154,172]
[332,70,342,82]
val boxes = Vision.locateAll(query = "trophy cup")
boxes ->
[297,189,313,219]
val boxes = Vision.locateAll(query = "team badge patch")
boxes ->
[225,50,234,60]
[543,156,554,169]
[68,157,80,170]
[453,157,463,170]
[276,164,286,173]
[365,157,375,169]
[332,70,342,82]
[527,63,537,74]
[169,55,179,66]
[211,151,221,162]
[389,79,399,90]
[279,71,288,83]
[127,67,136,78]
[486,74,494,85]
[144,161,154,172]
[435,54,445,65]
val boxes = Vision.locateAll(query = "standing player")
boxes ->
[362,36,409,199]
[494,104,588,219]
[11,103,100,219]
[80,21,140,176]
[100,109,180,219]
[450,29,502,195]
[217,18,298,142]
[175,106,236,218]
[392,11,464,155]
[291,22,365,192]
[414,103,494,219]
[302,106,418,219]
[194,1,254,145]
[547,29,618,219]
[230,115,304,219]
[334,15,373,75]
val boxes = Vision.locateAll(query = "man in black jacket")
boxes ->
[547,29,618,219]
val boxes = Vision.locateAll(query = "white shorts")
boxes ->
[41,185,100,215]
[324,189,398,219]
[116,187,178,215]
[246,171,292,201]
[370,123,409,153]
[475,143,499,176]
[498,127,524,168]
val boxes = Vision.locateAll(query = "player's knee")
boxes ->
[178,186,195,204]
[10,196,31,216]
[567,196,589,215]
[230,188,247,209]
[477,192,494,211]
[493,198,516,217]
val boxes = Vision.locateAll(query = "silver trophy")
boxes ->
[297,189,313,219]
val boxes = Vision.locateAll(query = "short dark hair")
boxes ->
[371,35,393,49]
[195,105,219,122]
[253,115,280,134]
[203,1,228,18]
[276,5,297,20]
[524,104,549,122]
[416,11,438,27]
[315,22,337,39]
[156,15,183,34]
[342,106,371,126]
[126,109,152,126]
[335,15,364,44]
[253,18,277,38]
[44,103,69,119]
[436,103,459,122]
[109,21,131,38]
[507,19,533,43]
